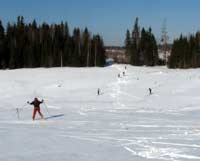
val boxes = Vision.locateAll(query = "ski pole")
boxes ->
[16,108,20,120]
[43,101,50,116]
[15,102,28,120]
[21,102,28,109]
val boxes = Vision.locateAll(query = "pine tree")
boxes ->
[63,22,70,66]
[168,35,191,68]
[194,32,200,67]
[140,28,146,65]
[131,17,140,65]
[72,28,82,66]
[125,29,131,62]
[0,20,5,68]
[82,28,90,66]
[94,35,105,66]
[140,27,158,66]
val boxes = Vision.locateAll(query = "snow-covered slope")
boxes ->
[0,65,200,161]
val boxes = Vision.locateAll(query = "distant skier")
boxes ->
[125,66,127,70]
[118,73,121,78]
[123,71,125,76]
[97,88,100,95]
[27,97,44,120]
[149,88,152,95]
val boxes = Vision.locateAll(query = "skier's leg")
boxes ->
[32,108,37,120]
[38,108,44,119]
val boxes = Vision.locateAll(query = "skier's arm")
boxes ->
[39,99,44,104]
[27,101,34,105]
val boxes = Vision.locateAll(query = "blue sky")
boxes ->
[0,0,200,46]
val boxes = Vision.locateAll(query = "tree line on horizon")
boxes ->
[124,18,200,69]
[1,16,200,70]
[168,32,200,68]
[0,16,105,69]
[125,17,162,66]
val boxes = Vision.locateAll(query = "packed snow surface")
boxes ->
[0,64,200,161]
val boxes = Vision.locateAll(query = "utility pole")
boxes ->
[161,19,169,65]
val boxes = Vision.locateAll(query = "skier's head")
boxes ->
[34,97,38,102]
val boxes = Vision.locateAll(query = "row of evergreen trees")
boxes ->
[0,16,105,69]
[168,32,200,68]
[125,17,159,66]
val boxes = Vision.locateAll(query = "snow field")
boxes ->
[0,65,200,161]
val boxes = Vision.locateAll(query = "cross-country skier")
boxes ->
[97,88,100,95]
[149,88,152,95]
[27,98,44,120]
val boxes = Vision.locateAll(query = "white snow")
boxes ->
[0,65,200,161]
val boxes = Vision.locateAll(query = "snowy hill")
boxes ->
[0,65,200,161]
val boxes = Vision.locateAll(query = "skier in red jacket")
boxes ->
[28,98,44,120]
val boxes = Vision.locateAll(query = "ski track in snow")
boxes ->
[0,65,200,161]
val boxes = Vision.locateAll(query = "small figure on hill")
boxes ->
[149,88,152,95]
[123,71,125,76]
[118,73,121,78]
[125,66,127,70]
[97,88,100,95]
[27,97,44,120]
